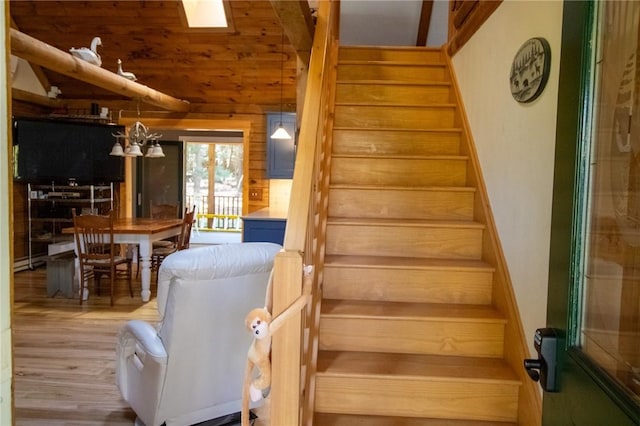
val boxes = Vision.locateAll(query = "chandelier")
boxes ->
[109,104,164,158]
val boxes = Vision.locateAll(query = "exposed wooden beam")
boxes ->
[416,0,434,46]
[12,88,64,108]
[9,28,190,113]
[270,0,315,66]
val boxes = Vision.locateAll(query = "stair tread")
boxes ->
[329,184,476,193]
[337,102,456,108]
[339,46,442,53]
[333,126,463,133]
[327,217,484,229]
[321,300,506,323]
[332,153,467,159]
[336,100,456,107]
[335,101,454,108]
[314,413,517,426]
[316,351,520,383]
[324,254,494,272]
[337,80,452,87]
[338,60,446,66]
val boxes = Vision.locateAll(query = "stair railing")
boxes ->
[268,1,340,425]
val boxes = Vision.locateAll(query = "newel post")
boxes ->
[270,250,304,425]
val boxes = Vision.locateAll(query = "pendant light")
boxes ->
[110,101,164,157]
[271,28,292,140]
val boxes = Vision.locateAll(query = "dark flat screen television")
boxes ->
[13,117,125,185]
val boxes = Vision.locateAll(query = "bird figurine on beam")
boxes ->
[117,59,137,81]
[69,36,102,67]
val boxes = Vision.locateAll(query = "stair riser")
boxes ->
[315,376,519,422]
[331,157,467,187]
[336,83,453,104]
[332,129,461,156]
[328,188,474,221]
[334,105,456,129]
[325,224,483,259]
[339,47,443,63]
[323,266,493,305]
[319,317,505,357]
[338,64,448,82]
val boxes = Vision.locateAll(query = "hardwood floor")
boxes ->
[12,264,268,425]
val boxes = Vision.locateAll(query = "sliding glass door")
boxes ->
[135,141,184,218]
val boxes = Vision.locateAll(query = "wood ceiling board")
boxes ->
[9,0,303,109]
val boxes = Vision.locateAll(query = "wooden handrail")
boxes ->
[268,1,340,425]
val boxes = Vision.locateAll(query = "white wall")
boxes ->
[452,0,564,356]
[427,0,449,47]
[339,0,448,47]
[11,56,47,96]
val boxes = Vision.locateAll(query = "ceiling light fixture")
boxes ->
[110,103,164,158]
[271,28,292,140]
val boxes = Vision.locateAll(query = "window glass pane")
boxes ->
[582,0,640,402]
[185,142,243,234]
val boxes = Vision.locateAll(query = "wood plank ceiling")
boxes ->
[8,0,304,115]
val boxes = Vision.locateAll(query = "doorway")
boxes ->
[136,141,184,218]
[126,118,251,245]
[183,136,244,244]
[545,1,640,423]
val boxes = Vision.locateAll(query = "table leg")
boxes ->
[138,240,152,302]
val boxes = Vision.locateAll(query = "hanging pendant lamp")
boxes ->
[271,28,292,140]
[110,101,164,157]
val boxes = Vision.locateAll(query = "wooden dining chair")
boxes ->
[150,205,196,284]
[150,204,180,250]
[135,203,180,278]
[72,210,133,306]
[150,203,180,219]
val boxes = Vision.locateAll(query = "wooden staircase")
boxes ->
[312,46,521,425]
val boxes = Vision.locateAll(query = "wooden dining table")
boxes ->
[63,217,184,302]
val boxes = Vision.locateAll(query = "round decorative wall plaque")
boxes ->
[509,37,551,103]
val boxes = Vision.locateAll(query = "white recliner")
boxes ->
[116,242,281,426]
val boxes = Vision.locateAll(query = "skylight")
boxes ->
[181,0,229,28]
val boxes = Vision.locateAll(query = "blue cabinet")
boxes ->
[242,217,286,245]
[267,112,297,179]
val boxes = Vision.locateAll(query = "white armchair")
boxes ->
[116,242,281,426]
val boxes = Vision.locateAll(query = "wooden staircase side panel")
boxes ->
[332,129,462,156]
[334,105,456,129]
[337,63,448,82]
[445,53,542,425]
[323,261,494,305]
[330,157,468,187]
[338,46,444,62]
[336,82,453,105]
[325,221,484,260]
[328,186,475,221]
[314,376,519,423]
